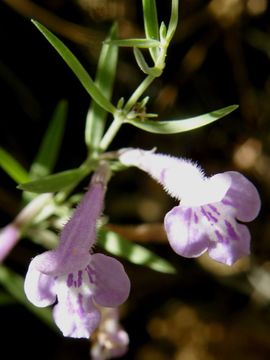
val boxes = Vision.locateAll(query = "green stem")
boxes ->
[124,75,155,112]
[167,0,179,42]
[99,114,123,152]
[96,75,155,153]
[97,0,179,153]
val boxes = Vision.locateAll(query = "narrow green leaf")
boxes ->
[159,22,167,42]
[0,265,56,330]
[18,168,87,193]
[85,24,118,151]
[32,20,116,115]
[106,38,160,48]
[125,105,238,134]
[0,292,15,306]
[30,99,68,179]
[0,148,30,183]
[167,0,179,42]
[133,47,150,74]
[98,229,176,274]
[142,0,159,61]
[133,48,161,76]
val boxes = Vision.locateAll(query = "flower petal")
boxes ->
[197,201,251,265]
[34,176,106,276]
[164,206,209,258]
[223,171,261,222]
[208,223,250,265]
[24,257,56,307]
[51,264,102,338]
[92,254,130,307]
[181,173,231,207]
[202,173,231,203]
[53,296,100,338]
[33,249,91,277]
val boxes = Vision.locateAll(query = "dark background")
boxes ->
[1,0,270,359]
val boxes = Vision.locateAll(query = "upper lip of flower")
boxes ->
[179,173,232,207]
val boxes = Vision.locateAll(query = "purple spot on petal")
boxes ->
[86,265,96,284]
[208,204,220,216]
[225,220,239,241]
[201,207,217,224]
[201,207,209,220]
[194,212,199,224]
[207,211,218,223]
[215,230,225,243]
[77,270,83,287]
[67,273,73,288]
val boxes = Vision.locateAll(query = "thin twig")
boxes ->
[105,223,167,243]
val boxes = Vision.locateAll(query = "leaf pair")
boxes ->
[125,105,239,134]
[29,20,239,150]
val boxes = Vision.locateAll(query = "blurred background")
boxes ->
[0,0,270,359]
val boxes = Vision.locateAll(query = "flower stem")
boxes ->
[99,114,123,152]
[124,75,155,112]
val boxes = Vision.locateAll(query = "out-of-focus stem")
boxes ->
[0,193,52,262]
[105,223,167,244]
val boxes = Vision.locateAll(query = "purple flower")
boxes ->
[24,164,130,338]
[119,148,260,265]
[0,225,21,262]
[91,307,129,360]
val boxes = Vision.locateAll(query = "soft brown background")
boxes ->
[0,1,270,359]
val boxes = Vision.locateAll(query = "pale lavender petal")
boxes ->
[208,223,250,265]
[196,202,251,265]
[223,171,261,222]
[24,257,56,307]
[181,172,231,207]
[53,296,100,338]
[33,249,91,277]
[164,206,208,258]
[201,173,231,204]
[92,254,130,307]
[52,265,101,338]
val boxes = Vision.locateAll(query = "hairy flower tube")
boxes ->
[119,148,260,265]
[24,164,130,338]
[91,307,129,360]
